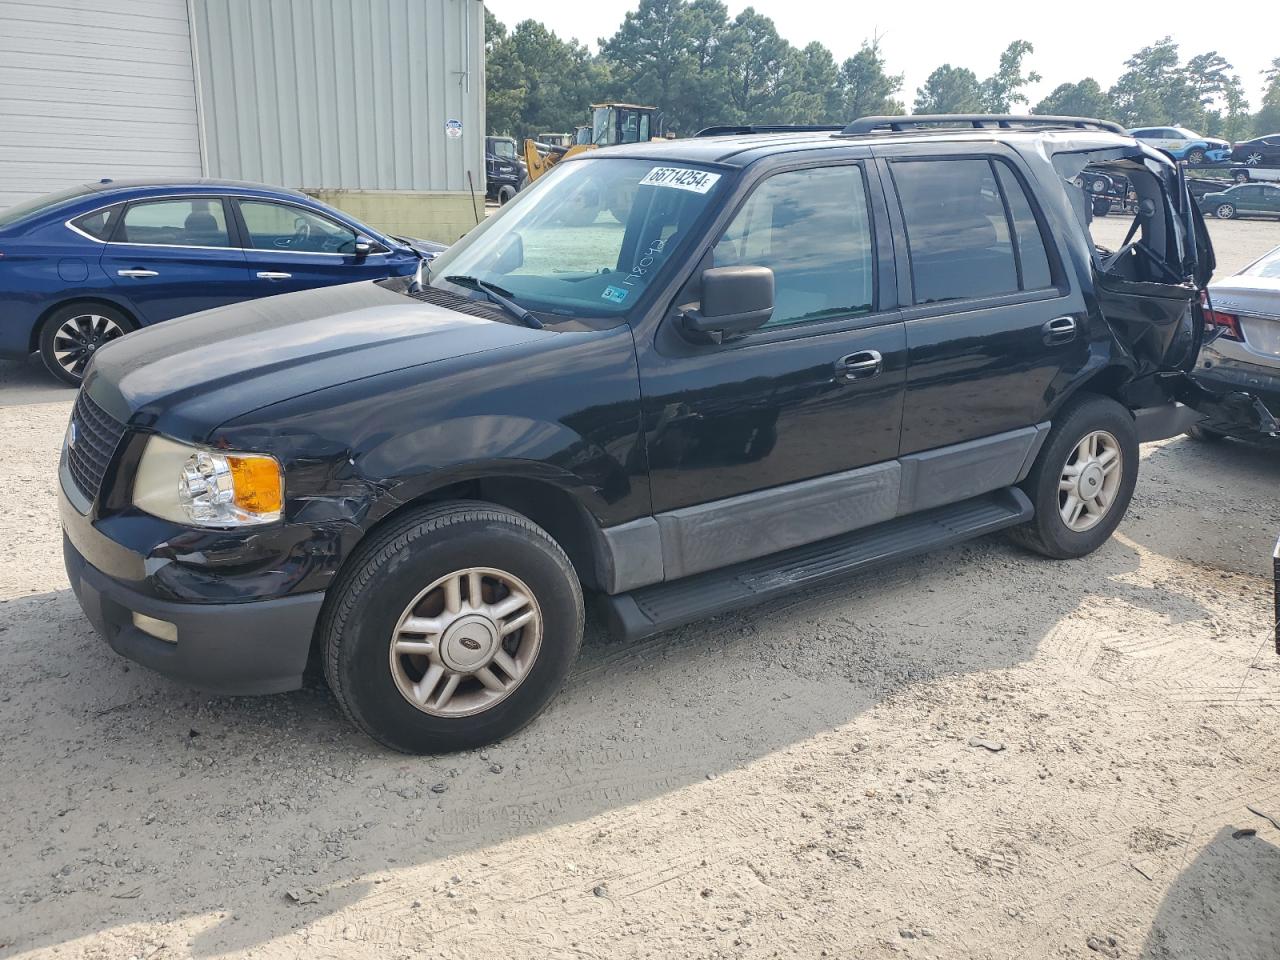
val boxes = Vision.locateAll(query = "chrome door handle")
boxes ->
[836,349,883,381]
[1043,315,1077,345]
[116,269,158,278]
[257,271,292,280]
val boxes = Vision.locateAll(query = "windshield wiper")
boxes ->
[443,275,543,329]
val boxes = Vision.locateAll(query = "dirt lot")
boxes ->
[1,219,1279,960]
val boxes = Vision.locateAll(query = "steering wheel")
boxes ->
[292,216,312,248]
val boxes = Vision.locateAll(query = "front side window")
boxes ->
[119,198,230,247]
[426,157,726,317]
[712,165,874,327]
[892,158,1053,304]
[238,200,360,254]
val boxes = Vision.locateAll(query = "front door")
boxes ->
[232,198,415,298]
[101,196,250,324]
[881,153,1090,454]
[638,161,907,578]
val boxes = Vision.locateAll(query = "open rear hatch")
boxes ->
[1055,146,1279,436]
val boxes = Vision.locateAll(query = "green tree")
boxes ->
[981,40,1041,112]
[1108,37,1199,126]
[599,0,690,120]
[720,8,792,121]
[914,65,983,113]
[775,41,843,123]
[839,38,904,119]
[485,18,608,140]
[1032,78,1112,119]
[1255,58,1280,135]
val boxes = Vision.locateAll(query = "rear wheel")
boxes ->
[1185,423,1227,443]
[322,502,584,753]
[1233,170,1251,184]
[1009,396,1138,560]
[1216,203,1236,220]
[39,303,133,386]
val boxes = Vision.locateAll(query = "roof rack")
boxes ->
[840,114,1127,137]
[694,124,845,138]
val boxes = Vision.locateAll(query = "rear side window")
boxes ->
[69,203,124,241]
[892,158,1053,304]
[713,164,874,327]
[118,198,231,247]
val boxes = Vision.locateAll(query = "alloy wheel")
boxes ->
[52,314,125,377]
[1216,203,1235,219]
[1246,152,1262,166]
[388,566,543,718]
[1058,430,1122,533]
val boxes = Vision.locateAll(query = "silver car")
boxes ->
[1190,244,1280,441]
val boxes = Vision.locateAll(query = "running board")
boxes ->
[604,487,1033,642]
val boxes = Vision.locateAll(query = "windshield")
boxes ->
[0,183,96,230]
[490,139,517,159]
[427,157,727,317]
[592,108,612,146]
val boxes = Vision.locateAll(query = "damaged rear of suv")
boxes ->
[60,114,1276,753]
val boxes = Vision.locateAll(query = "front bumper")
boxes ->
[61,483,325,695]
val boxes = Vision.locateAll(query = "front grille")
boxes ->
[67,391,127,501]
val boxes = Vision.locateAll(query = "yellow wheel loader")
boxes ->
[523,103,662,183]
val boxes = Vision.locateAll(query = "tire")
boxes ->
[1186,148,1206,164]
[1088,177,1109,194]
[1233,170,1250,184]
[1008,395,1139,560]
[497,185,516,205]
[1246,152,1262,166]
[38,303,134,386]
[321,501,584,754]
[1216,203,1235,220]
[1185,423,1227,443]
[1092,197,1111,217]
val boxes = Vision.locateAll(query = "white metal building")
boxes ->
[0,0,486,239]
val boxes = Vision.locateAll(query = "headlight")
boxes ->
[132,435,283,527]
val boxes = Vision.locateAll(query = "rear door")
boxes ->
[232,198,413,297]
[101,196,251,323]
[881,151,1088,454]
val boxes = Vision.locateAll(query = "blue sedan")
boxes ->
[0,179,446,383]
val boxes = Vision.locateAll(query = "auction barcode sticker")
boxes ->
[640,167,722,194]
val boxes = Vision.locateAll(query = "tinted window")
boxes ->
[713,165,874,327]
[893,159,1018,303]
[239,200,360,254]
[69,203,124,241]
[119,198,230,247]
[993,163,1053,290]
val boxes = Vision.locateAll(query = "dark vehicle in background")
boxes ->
[1198,182,1280,220]
[1186,178,1235,202]
[1231,134,1280,167]
[1190,243,1280,443]
[0,179,444,384]
[62,115,1268,753]
[485,136,526,205]
[1075,169,1135,216]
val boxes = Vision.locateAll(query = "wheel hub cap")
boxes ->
[439,614,499,671]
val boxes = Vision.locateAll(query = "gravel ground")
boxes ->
[1,219,1278,960]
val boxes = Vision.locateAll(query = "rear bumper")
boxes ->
[1191,358,1280,436]
[64,533,322,695]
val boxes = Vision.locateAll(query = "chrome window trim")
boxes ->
[59,192,395,256]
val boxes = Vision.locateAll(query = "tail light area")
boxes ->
[1201,291,1244,342]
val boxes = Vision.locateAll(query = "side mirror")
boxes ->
[494,232,524,274]
[683,266,774,337]
[353,236,375,258]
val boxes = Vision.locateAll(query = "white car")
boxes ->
[1191,244,1280,441]
[1127,126,1231,164]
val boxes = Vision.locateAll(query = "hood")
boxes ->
[397,237,449,260]
[84,279,549,441]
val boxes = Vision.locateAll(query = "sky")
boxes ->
[482,0,1274,117]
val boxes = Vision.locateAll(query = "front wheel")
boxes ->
[321,502,584,753]
[1216,203,1236,220]
[39,303,133,386]
[1009,396,1138,560]
[1186,148,1206,164]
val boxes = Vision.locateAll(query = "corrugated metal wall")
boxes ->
[189,0,484,193]
[0,0,203,209]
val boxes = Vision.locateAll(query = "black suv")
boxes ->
[62,115,1261,753]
